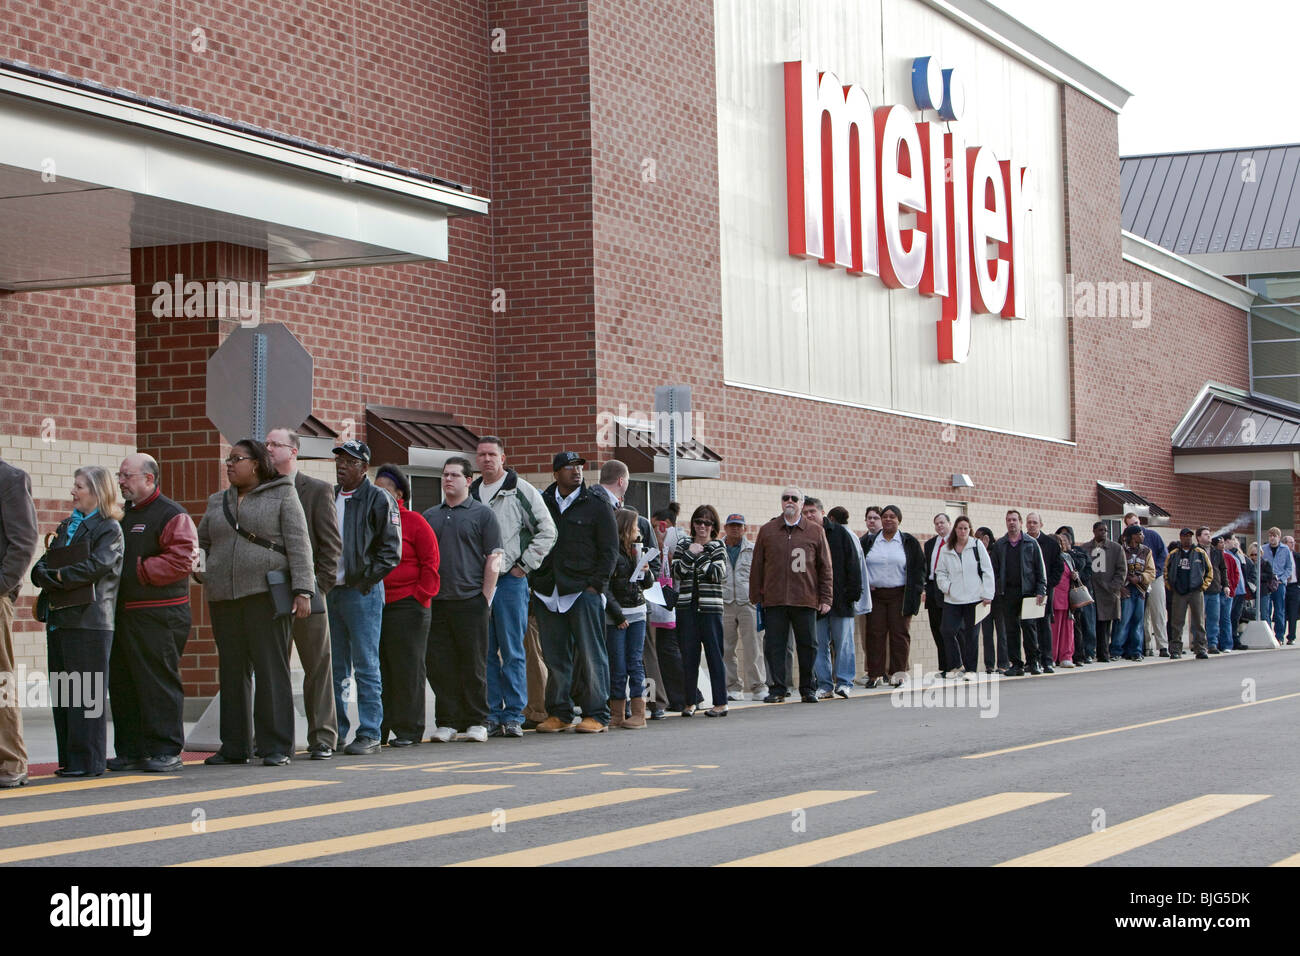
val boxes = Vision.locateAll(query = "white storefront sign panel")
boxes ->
[715,0,1070,439]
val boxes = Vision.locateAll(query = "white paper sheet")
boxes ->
[1020,596,1047,620]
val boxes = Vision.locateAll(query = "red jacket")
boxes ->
[384,506,440,606]
[1221,548,1240,594]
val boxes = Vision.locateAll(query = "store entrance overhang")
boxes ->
[0,60,488,292]
[365,406,482,471]
[611,418,723,481]
[1171,383,1300,479]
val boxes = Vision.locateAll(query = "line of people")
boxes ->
[2,437,1298,788]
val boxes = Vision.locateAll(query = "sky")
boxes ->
[989,0,1300,155]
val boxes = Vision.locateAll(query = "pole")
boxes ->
[668,388,678,502]
[1256,509,1265,634]
[251,331,267,439]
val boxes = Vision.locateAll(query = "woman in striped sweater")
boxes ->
[672,504,728,717]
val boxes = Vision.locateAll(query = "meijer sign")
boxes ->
[784,58,1033,364]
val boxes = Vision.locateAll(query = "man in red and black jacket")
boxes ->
[111,454,198,773]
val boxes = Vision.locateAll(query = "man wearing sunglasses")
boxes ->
[750,487,833,703]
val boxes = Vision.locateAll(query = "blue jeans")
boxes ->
[536,591,610,724]
[1264,582,1289,638]
[1204,587,1221,649]
[814,615,856,691]
[328,582,385,743]
[1216,592,1234,650]
[606,618,647,700]
[485,572,530,726]
[1112,593,1145,658]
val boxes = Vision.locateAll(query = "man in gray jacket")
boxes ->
[471,436,556,738]
[267,428,343,758]
[721,513,764,701]
[0,456,39,787]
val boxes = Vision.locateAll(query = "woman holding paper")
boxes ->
[934,516,994,678]
[605,508,655,728]
[31,465,125,777]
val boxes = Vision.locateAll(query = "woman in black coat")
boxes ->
[31,465,125,777]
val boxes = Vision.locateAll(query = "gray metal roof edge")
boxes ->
[920,0,1131,113]
[1121,143,1300,162]
[1187,248,1300,277]
[1170,381,1300,447]
[1121,231,1256,310]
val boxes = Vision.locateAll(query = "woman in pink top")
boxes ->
[1052,532,1077,666]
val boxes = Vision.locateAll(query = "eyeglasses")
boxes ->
[781,494,799,502]
[693,519,715,527]
[225,455,254,465]
[265,440,293,450]
[115,472,141,480]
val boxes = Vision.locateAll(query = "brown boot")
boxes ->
[535,716,571,733]
[624,697,647,729]
[608,699,625,729]
[573,716,607,733]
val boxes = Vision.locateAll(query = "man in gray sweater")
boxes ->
[0,456,40,787]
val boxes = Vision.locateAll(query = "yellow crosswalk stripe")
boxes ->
[0,783,505,865]
[0,775,182,800]
[176,787,682,867]
[450,790,873,867]
[965,693,1300,759]
[0,779,332,829]
[1272,851,1300,866]
[717,792,1068,867]
[999,794,1270,866]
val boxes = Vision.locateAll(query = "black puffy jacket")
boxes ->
[31,512,124,631]
[334,477,402,594]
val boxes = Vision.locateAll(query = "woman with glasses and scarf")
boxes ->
[672,504,728,716]
[196,439,314,766]
[31,465,125,777]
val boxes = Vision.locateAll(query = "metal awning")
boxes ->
[612,418,722,481]
[1171,383,1300,478]
[296,415,340,461]
[0,59,488,291]
[1096,481,1171,527]
[365,406,481,471]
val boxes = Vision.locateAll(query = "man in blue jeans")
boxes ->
[470,436,556,738]
[805,498,861,696]
[1197,527,1225,652]
[1260,527,1294,642]
[328,440,402,755]
[531,452,618,733]
[1112,525,1154,660]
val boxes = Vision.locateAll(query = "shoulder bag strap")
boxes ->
[222,492,287,555]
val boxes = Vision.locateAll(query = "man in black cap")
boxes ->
[328,439,402,754]
[1165,527,1214,659]
[531,452,618,733]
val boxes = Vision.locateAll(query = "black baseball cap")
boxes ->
[552,451,586,470]
[1180,527,1194,537]
[333,439,372,462]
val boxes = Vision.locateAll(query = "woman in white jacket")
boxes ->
[934,516,995,679]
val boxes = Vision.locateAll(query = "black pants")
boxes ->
[763,605,816,696]
[926,592,947,671]
[427,594,490,732]
[47,627,112,774]
[1095,619,1114,661]
[677,606,726,707]
[380,596,431,742]
[651,625,688,710]
[940,602,978,672]
[1003,597,1044,668]
[110,604,190,759]
[1031,613,1053,668]
[981,597,1009,670]
[209,593,294,758]
[1287,584,1300,642]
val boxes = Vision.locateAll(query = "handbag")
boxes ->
[1068,585,1094,609]
[222,494,309,618]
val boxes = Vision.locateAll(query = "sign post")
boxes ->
[655,385,692,503]
[1242,480,1279,648]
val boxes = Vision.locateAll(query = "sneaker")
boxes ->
[309,746,333,760]
[503,722,524,738]
[834,684,851,698]
[763,693,786,703]
[1040,664,1055,674]
[428,727,456,743]
[943,667,966,680]
[462,725,489,742]
[1058,660,1075,668]
[727,692,743,702]
[853,675,870,687]
[344,736,380,755]
[1026,664,1042,675]
[750,690,768,700]
[487,723,506,738]
[864,676,885,688]
[107,756,146,772]
[800,693,818,703]
[889,672,908,687]
[815,689,833,700]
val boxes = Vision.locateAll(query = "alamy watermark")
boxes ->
[1047,273,1152,329]
[889,667,1000,718]
[150,273,263,327]
[595,403,706,450]
[1,666,104,717]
